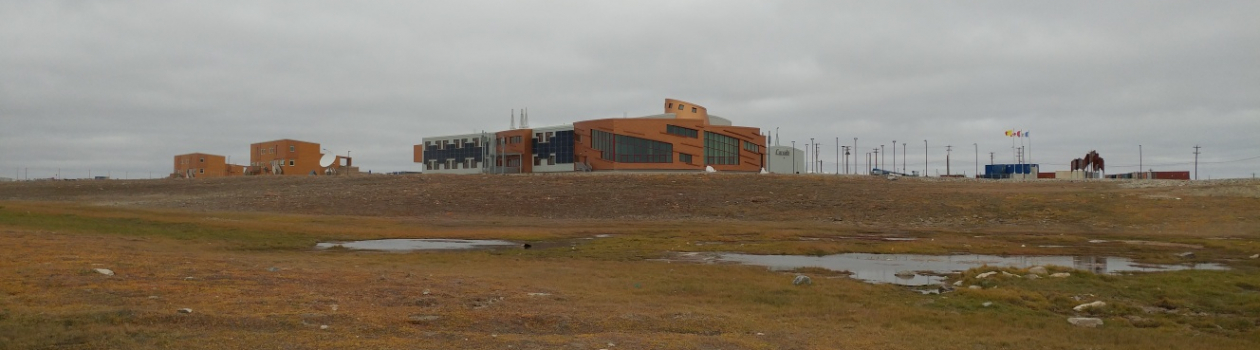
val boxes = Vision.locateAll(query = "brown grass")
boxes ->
[1,176,1259,349]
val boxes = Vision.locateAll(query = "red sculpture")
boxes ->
[1071,151,1104,172]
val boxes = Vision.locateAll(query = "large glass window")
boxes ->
[743,140,759,152]
[679,153,693,164]
[614,134,672,163]
[666,125,698,138]
[591,130,616,161]
[591,130,673,163]
[704,132,739,165]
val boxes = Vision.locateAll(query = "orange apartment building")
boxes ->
[248,139,354,176]
[416,98,765,173]
[172,153,245,178]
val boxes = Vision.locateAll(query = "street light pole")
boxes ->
[892,140,896,174]
[1193,145,1201,180]
[973,143,978,178]
[1139,144,1143,179]
[923,140,928,177]
[853,138,858,175]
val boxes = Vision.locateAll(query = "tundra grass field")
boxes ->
[1,175,1259,349]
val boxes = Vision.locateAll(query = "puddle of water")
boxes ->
[710,253,1229,286]
[316,239,517,251]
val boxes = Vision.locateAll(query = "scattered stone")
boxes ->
[148,296,159,299]
[1250,254,1258,259]
[1073,301,1107,312]
[183,276,196,280]
[526,292,551,297]
[267,267,280,272]
[1000,271,1018,278]
[792,275,812,286]
[982,302,993,307]
[1028,266,1048,275]
[968,285,982,290]
[953,281,963,287]
[177,308,193,314]
[330,304,338,311]
[422,289,431,295]
[1067,317,1103,328]
[1177,252,1196,258]
[1025,274,1041,279]
[407,315,442,324]
[1050,273,1071,278]
[94,268,114,276]
[976,271,997,279]
[319,325,329,330]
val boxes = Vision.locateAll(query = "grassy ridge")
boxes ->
[2,201,1260,349]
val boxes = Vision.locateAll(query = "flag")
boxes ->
[1025,131,1030,138]
[1015,131,1022,137]
[1005,130,1012,137]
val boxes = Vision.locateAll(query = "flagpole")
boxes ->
[1011,130,1016,163]
[1027,131,1032,165]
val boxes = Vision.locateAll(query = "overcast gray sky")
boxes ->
[2,1,1257,179]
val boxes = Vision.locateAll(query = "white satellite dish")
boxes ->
[705,166,717,173]
[319,153,336,167]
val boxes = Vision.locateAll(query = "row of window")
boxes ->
[666,125,698,138]
[704,131,740,165]
[249,160,297,167]
[666,102,699,113]
[592,129,761,165]
[425,138,482,149]
[255,145,297,154]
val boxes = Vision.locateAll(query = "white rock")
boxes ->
[94,268,114,276]
[953,281,963,287]
[177,308,193,314]
[1028,266,1048,275]
[982,302,993,307]
[319,325,329,330]
[1050,272,1071,278]
[1001,271,1018,278]
[1067,317,1103,328]
[976,271,997,279]
[1025,274,1041,280]
[1250,254,1258,259]
[1073,301,1107,312]
[792,275,812,286]
[968,285,982,290]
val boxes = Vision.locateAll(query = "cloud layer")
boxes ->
[3,1,1257,179]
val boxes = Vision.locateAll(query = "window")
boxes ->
[692,107,697,113]
[290,145,295,152]
[548,155,556,165]
[199,168,204,174]
[743,141,759,153]
[592,130,673,163]
[704,131,739,165]
[199,157,204,163]
[666,125,698,138]
[679,153,693,164]
[668,103,673,109]
[678,104,685,110]
[289,160,295,166]
[591,130,616,160]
